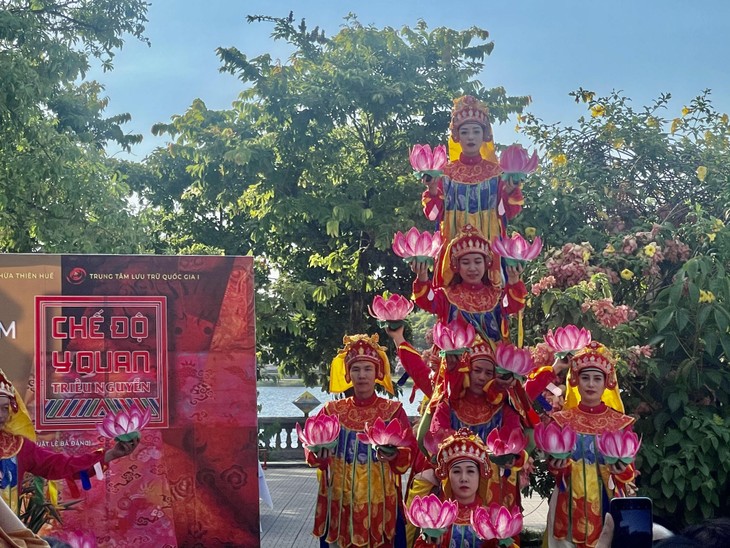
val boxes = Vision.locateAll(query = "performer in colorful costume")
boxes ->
[412,224,526,344]
[0,369,137,544]
[386,327,531,547]
[306,334,414,547]
[411,428,494,548]
[545,342,636,548]
[422,95,524,250]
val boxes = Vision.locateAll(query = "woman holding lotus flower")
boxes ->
[304,334,414,548]
[543,342,638,548]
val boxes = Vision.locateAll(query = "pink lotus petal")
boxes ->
[534,422,577,455]
[493,233,543,262]
[368,294,413,322]
[596,429,641,461]
[495,342,535,377]
[406,494,458,530]
[433,321,476,352]
[499,144,539,175]
[544,325,592,354]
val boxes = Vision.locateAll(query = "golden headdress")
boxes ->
[564,341,624,412]
[0,368,36,441]
[434,225,499,288]
[329,334,394,394]
[435,427,491,480]
[450,96,493,142]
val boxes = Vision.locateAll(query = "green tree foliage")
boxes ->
[138,14,530,383]
[519,89,730,525]
[0,0,151,252]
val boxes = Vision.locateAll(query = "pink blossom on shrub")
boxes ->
[621,236,638,255]
[664,239,690,263]
[545,243,595,287]
[531,275,556,296]
[583,297,637,329]
[530,342,556,367]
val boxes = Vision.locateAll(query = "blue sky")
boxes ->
[91,0,730,160]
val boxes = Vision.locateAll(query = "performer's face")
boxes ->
[468,358,495,395]
[0,396,11,429]
[448,459,480,504]
[577,369,606,406]
[457,123,485,157]
[457,253,486,285]
[348,360,376,399]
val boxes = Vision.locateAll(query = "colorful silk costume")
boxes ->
[546,343,636,548]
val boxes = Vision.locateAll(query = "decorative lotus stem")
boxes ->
[544,325,592,358]
[485,427,528,467]
[392,227,443,265]
[357,417,411,456]
[596,429,641,465]
[405,494,458,541]
[471,503,523,547]
[296,414,341,453]
[368,293,414,329]
[97,405,151,442]
[499,144,539,184]
[410,144,447,178]
[495,342,535,378]
[432,321,475,355]
[534,422,577,459]
[492,232,543,267]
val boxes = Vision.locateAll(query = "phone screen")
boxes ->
[610,497,652,548]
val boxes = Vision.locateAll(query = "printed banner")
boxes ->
[0,255,258,547]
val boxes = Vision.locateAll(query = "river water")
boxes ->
[257,385,422,417]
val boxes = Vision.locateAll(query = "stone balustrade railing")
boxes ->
[258,416,307,461]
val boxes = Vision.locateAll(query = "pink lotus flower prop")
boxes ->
[392,227,443,265]
[486,427,528,467]
[432,321,475,355]
[534,422,577,459]
[597,429,641,465]
[59,530,97,548]
[405,494,458,539]
[495,342,535,378]
[97,405,151,442]
[423,428,450,462]
[499,144,539,183]
[296,414,341,453]
[471,503,523,546]
[357,417,411,456]
[544,325,592,358]
[368,293,413,329]
[410,144,447,178]
[492,232,543,267]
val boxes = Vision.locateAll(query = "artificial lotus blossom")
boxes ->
[296,414,341,453]
[495,342,535,378]
[533,422,577,459]
[471,503,523,547]
[97,405,151,442]
[58,530,97,548]
[492,232,543,266]
[432,321,476,355]
[485,427,528,467]
[596,429,641,465]
[499,144,539,181]
[409,144,448,177]
[392,227,443,265]
[357,417,411,456]
[368,293,413,329]
[405,494,458,539]
[544,325,592,358]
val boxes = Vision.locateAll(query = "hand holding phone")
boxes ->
[609,496,653,548]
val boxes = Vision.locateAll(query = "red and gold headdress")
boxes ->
[450,96,493,142]
[0,368,36,441]
[329,334,394,395]
[564,340,625,412]
[435,427,491,480]
[435,225,498,288]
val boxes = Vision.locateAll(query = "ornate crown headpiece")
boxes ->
[0,369,19,413]
[569,341,617,389]
[450,96,493,141]
[448,225,493,272]
[343,334,386,369]
[435,427,491,479]
[469,335,496,363]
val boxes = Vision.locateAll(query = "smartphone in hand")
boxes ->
[610,497,652,548]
